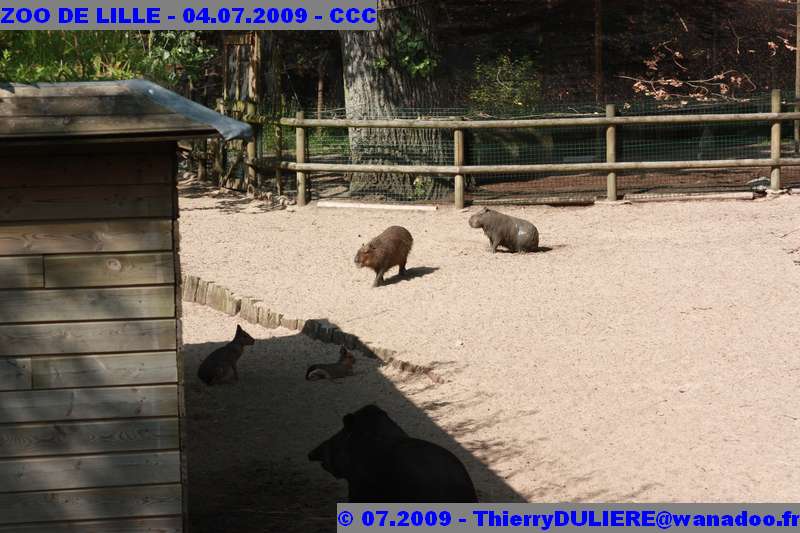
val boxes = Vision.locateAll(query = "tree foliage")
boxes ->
[468,54,540,114]
[392,12,439,78]
[0,31,214,94]
[372,11,439,79]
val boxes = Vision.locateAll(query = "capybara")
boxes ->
[197,325,255,385]
[468,207,539,253]
[308,404,478,502]
[354,226,414,287]
[306,346,356,381]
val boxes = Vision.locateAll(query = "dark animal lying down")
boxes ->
[308,404,478,503]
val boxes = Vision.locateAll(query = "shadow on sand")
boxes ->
[379,266,440,287]
[183,321,524,533]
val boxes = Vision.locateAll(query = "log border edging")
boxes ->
[180,274,444,384]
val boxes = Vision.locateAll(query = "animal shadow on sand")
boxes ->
[493,244,566,254]
[379,266,439,286]
[182,315,525,533]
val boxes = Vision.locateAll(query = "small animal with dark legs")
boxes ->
[354,226,414,287]
[305,346,356,381]
[197,325,255,385]
[468,207,539,253]
[308,404,478,503]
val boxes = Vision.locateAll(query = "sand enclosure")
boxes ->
[180,181,800,527]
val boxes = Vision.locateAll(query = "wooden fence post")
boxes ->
[196,139,207,182]
[246,101,258,189]
[274,121,284,196]
[606,104,617,201]
[454,129,465,209]
[213,100,226,185]
[296,111,307,206]
[771,89,782,192]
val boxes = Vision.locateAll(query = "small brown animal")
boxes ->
[354,226,414,287]
[197,325,255,385]
[305,346,356,381]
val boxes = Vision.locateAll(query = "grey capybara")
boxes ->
[308,404,478,503]
[468,207,539,253]
[354,226,414,287]
[197,325,255,385]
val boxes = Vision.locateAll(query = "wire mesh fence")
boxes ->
[197,92,799,203]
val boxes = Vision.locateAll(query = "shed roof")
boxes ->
[0,79,253,142]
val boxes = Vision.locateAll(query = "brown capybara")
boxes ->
[197,325,255,385]
[305,346,356,381]
[354,226,413,287]
[468,207,539,253]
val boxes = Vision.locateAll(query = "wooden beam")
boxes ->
[0,484,182,525]
[280,111,800,130]
[0,517,182,533]
[0,287,175,323]
[0,418,179,458]
[625,191,755,202]
[0,220,173,256]
[477,195,596,206]
[0,152,173,187]
[0,358,31,391]
[0,133,215,146]
[0,114,210,139]
[0,385,178,423]
[0,319,177,356]
[0,83,132,98]
[0,96,169,117]
[280,158,800,176]
[0,142,174,157]
[316,200,438,211]
[296,111,307,206]
[32,352,177,389]
[0,257,43,289]
[44,252,175,288]
[0,185,173,222]
[454,129,465,209]
[0,451,180,492]
[605,104,617,200]
[772,89,782,190]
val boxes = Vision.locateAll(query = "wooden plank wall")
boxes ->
[0,142,185,532]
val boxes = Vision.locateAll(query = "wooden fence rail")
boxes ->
[277,89,795,207]
[278,111,800,130]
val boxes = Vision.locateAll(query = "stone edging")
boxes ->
[180,274,444,384]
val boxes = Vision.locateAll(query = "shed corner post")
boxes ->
[605,103,617,201]
[295,110,307,206]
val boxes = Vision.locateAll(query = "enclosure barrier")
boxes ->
[278,89,799,208]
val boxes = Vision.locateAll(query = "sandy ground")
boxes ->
[183,303,508,533]
[180,181,800,523]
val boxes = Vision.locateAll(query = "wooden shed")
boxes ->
[0,80,252,532]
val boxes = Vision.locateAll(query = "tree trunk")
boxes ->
[267,32,286,194]
[317,52,327,121]
[340,0,449,200]
[593,0,603,104]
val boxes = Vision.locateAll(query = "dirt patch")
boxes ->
[183,304,521,533]
[180,181,800,514]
